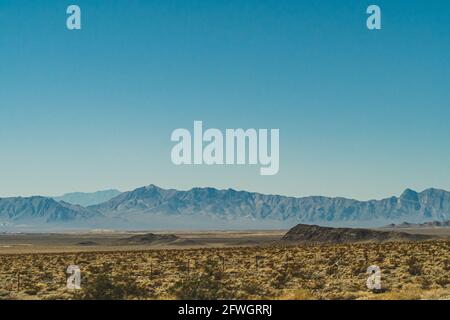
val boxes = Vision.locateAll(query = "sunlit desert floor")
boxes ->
[0,230,448,300]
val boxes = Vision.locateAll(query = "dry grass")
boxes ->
[0,240,448,300]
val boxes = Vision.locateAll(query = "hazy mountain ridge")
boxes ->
[90,185,450,225]
[1,185,450,230]
[52,189,121,207]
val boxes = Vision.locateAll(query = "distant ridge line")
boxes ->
[1,185,450,230]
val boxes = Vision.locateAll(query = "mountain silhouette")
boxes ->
[1,185,450,230]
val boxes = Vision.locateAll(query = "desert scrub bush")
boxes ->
[75,264,146,300]
[325,260,341,277]
[270,270,291,289]
[283,260,305,279]
[175,259,190,273]
[420,277,432,290]
[169,259,233,299]
[351,259,366,276]
[375,252,385,263]
[435,275,449,288]
[240,279,263,296]
[406,256,422,276]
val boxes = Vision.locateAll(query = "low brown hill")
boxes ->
[383,220,450,229]
[281,224,432,244]
[118,233,179,245]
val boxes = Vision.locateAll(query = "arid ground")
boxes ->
[0,229,448,300]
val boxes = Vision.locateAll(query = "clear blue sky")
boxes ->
[1,0,449,199]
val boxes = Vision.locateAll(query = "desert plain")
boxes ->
[0,227,448,300]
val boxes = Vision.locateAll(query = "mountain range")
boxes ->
[383,220,450,229]
[1,185,450,231]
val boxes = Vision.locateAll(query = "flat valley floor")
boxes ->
[0,228,449,300]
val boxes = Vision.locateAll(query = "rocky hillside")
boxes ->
[281,224,432,243]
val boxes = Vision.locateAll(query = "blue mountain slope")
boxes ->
[0,196,101,223]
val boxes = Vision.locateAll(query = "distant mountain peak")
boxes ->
[400,188,419,201]
[145,184,161,190]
